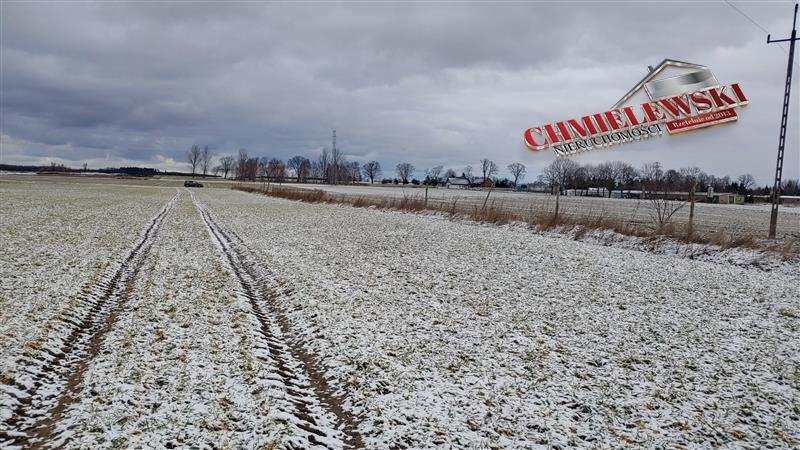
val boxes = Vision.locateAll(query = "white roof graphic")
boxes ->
[612,59,708,109]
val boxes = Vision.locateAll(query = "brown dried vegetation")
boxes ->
[233,185,798,260]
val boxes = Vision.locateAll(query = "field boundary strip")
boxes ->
[189,190,364,449]
[232,184,800,266]
[0,190,181,448]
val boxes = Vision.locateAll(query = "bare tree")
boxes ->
[318,148,331,183]
[258,157,270,184]
[266,158,286,182]
[507,162,526,187]
[349,161,361,183]
[233,149,258,182]
[362,160,382,184]
[331,147,343,185]
[236,149,249,180]
[287,156,303,177]
[640,161,664,198]
[782,178,800,195]
[298,158,311,182]
[681,166,703,237]
[200,146,212,177]
[737,173,756,193]
[641,162,684,230]
[593,161,615,197]
[611,161,636,197]
[187,144,201,177]
[463,165,474,183]
[541,157,579,191]
[664,169,682,191]
[82,162,88,172]
[310,161,323,179]
[244,157,259,182]
[426,165,444,184]
[479,158,498,181]
[717,175,732,193]
[443,168,457,179]
[218,155,235,179]
[541,157,579,218]
[287,156,311,182]
[396,162,415,184]
[235,150,258,182]
[650,196,686,230]
[48,161,66,172]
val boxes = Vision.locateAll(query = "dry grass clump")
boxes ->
[529,212,644,240]
[236,185,331,203]
[395,195,427,212]
[231,184,798,259]
[467,205,517,225]
[351,196,371,208]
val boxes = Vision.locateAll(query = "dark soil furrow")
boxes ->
[189,191,364,450]
[0,192,180,449]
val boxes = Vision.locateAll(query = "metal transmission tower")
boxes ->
[767,2,798,239]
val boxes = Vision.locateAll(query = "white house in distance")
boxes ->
[446,177,470,189]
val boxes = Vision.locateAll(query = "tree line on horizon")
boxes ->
[187,145,798,197]
[191,145,529,188]
[536,158,800,197]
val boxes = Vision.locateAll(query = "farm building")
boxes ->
[715,193,745,205]
[564,188,611,197]
[752,195,800,206]
[471,178,494,188]
[446,177,470,189]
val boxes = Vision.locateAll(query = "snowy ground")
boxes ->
[198,188,800,448]
[0,179,176,372]
[57,191,288,448]
[1,177,798,448]
[286,182,800,241]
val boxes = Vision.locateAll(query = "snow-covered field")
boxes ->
[1,177,798,448]
[287,183,800,241]
[56,190,294,448]
[0,179,176,372]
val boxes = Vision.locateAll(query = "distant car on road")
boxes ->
[184,180,204,188]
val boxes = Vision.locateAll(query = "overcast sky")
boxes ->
[1,1,798,184]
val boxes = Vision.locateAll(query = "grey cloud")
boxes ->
[1,1,797,182]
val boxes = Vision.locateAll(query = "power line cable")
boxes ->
[725,0,773,36]
[724,0,790,56]
[724,0,800,71]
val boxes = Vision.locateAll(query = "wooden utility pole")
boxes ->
[767,2,798,238]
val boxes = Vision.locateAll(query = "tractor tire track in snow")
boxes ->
[190,191,364,450]
[0,191,180,449]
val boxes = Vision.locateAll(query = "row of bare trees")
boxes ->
[538,157,763,234]
[389,159,527,187]
[190,144,534,188]
[187,145,236,179]
[190,144,771,207]
[188,144,370,183]
[234,149,289,182]
[187,145,214,178]
[538,159,759,197]
[222,147,385,184]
